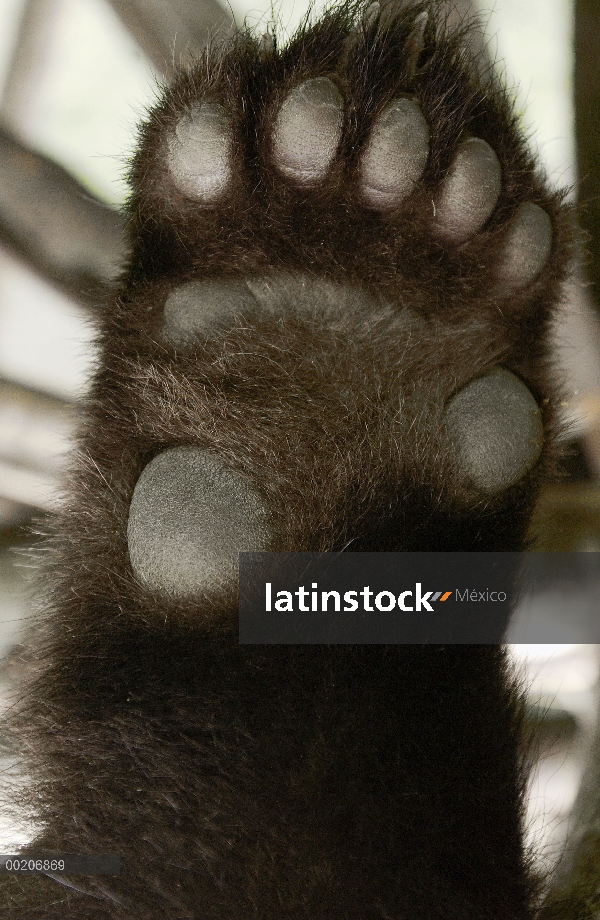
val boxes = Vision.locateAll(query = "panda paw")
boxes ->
[80,0,570,614]
[1,6,574,920]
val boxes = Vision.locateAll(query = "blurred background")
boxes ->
[0,0,599,882]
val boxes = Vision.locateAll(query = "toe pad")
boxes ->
[432,138,501,243]
[168,103,232,203]
[272,77,344,185]
[495,202,552,292]
[359,98,429,211]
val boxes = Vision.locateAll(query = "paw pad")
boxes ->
[272,77,344,185]
[359,98,429,210]
[495,202,553,292]
[445,368,544,494]
[168,102,232,203]
[160,273,382,345]
[432,137,502,243]
[127,447,271,599]
[162,280,257,344]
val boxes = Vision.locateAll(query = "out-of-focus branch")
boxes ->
[575,0,600,307]
[570,0,600,476]
[0,124,127,306]
[0,379,77,512]
[107,0,233,77]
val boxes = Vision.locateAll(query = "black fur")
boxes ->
[0,2,573,917]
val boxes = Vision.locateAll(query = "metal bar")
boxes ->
[0,379,76,511]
